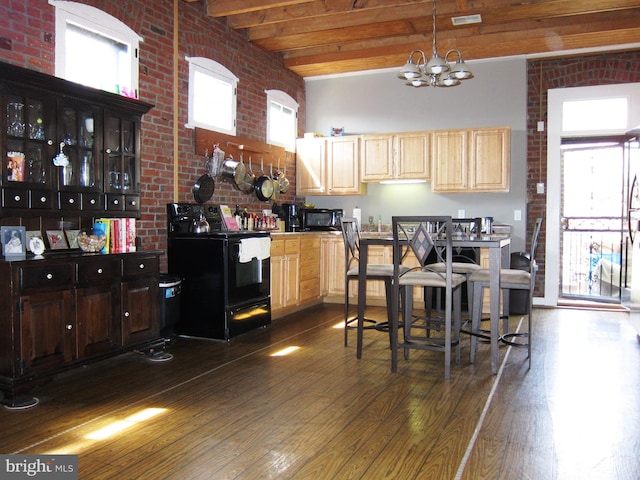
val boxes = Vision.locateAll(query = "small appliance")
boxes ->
[302,208,343,231]
[281,203,302,232]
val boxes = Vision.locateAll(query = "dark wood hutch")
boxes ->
[0,61,161,409]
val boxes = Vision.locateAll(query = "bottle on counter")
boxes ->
[378,215,382,232]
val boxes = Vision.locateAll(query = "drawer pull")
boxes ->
[138,263,145,269]
[130,200,137,206]
[68,198,75,204]
[124,311,130,317]
[113,199,119,205]
[40,196,47,203]
[97,268,103,274]
[46,273,53,280]
[90,198,96,205]
[66,324,73,330]
[14,195,21,202]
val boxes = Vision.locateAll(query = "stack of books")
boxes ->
[93,218,136,254]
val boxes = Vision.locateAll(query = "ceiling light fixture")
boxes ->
[398,0,473,88]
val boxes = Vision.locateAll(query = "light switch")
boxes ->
[514,209,521,221]
[458,209,465,218]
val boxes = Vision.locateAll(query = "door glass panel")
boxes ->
[27,100,46,140]
[6,96,26,137]
[62,107,77,145]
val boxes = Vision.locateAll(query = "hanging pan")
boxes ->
[192,150,215,203]
[238,155,256,194]
[254,158,275,202]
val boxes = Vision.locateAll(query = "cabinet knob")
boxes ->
[68,198,75,204]
[130,200,137,206]
[90,198,96,205]
[97,268,103,274]
[66,324,73,330]
[113,199,119,205]
[14,195,21,202]
[46,273,53,280]
[106,148,112,154]
[138,263,145,269]
[39,196,46,203]
[47,139,53,146]
[124,311,130,317]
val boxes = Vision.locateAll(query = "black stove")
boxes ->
[167,203,271,341]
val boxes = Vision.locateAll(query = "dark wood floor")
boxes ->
[2,304,639,479]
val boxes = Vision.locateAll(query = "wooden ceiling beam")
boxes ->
[205,0,314,17]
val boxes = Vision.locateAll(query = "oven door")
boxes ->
[227,238,270,306]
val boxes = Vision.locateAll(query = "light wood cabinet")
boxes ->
[299,236,321,303]
[270,237,300,313]
[361,131,431,182]
[295,136,366,195]
[431,127,510,193]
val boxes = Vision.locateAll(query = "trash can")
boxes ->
[509,252,530,314]
[159,274,181,337]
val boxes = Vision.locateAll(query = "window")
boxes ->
[562,98,628,131]
[50,1,141,98]
[266,90,298,152]
[186,57,238,136]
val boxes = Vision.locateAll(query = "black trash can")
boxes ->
[509,252,530,314]
[159,274,181,337]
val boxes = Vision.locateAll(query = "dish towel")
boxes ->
[239,237,272,263]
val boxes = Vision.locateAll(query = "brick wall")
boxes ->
[526,51,640,295]
[0,0,306,270]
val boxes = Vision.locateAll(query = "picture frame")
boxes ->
[65,229,80,249]
[1,226,26,257]
[26,230,44,253]
[330,126,345,137]
[46,230,68,250]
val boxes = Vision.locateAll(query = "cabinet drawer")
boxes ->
[125,195,140,211]
[78,258,120,284]
[59,191,82,211]
[300,248,320,264]
[271,239,285,256]
[300,236,320,250]
[122,255,159,278]
[105,194,125,212]
[300,262,320,281]
[284,238,300,254]
[82,192,102,211]
[30,190,53,209]
[299,278,320,302]
[19,264,74,290]
[2,188,29,209]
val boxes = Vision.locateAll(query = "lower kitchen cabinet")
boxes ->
[299,235,321,303]
[0,251,161,408]
[270,236,300,315]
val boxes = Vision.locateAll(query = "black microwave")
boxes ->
[302,209,343,231]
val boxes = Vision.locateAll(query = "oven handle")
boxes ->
[230,301,270,316]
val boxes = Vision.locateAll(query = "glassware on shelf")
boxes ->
[29,102,45,140]
[28,147,45,183]
[80,153,94,187]
[7,102,25,137]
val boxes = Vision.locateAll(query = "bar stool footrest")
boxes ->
[501,332,529,347]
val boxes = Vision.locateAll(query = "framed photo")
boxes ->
[46,230,68,250]
[330,126,345,137]
[65,229,80,249]
[1,226,26,257]
[26,230,44,253]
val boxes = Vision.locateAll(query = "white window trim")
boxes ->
[266,89,299,152]
[186,56,238,136]
[49,0,141,95]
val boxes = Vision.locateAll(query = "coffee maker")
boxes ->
[281,203,302,232]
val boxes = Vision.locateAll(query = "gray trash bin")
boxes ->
[159,274,181,337]
[509,252,530,314]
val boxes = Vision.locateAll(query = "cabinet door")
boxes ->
[19,290,75,374]
[470,127,510,192]
[270,254,286,312]
[296,137,326,195]
[76,284,120,358]
[284,254,300,306]
[396,132,431,180]
[299,236,321,303]
[361,134,393,181]
[326,136,365,195]
[431,129,469,193]
[57,99,101,196]
[121,277,159,346]
[104,112,141,213]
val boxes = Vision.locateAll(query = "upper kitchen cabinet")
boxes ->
[431,127,510,193]
[0,61,153,218]
[361,131,431,182]
[296,136,366,196]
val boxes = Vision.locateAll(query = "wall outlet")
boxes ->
[458,209,465,218]
[514,209,522,221]
[537,182,545,194]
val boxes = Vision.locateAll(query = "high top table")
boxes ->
[357,233,511,374]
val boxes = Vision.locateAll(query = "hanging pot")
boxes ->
[192,150,215,203]
[219,157,246,186]
[254,174,275,202]
[192,174,215,203]
[278,163,290,193]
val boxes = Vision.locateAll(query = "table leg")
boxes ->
[489,244,501,374]
[357,242,367,359]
